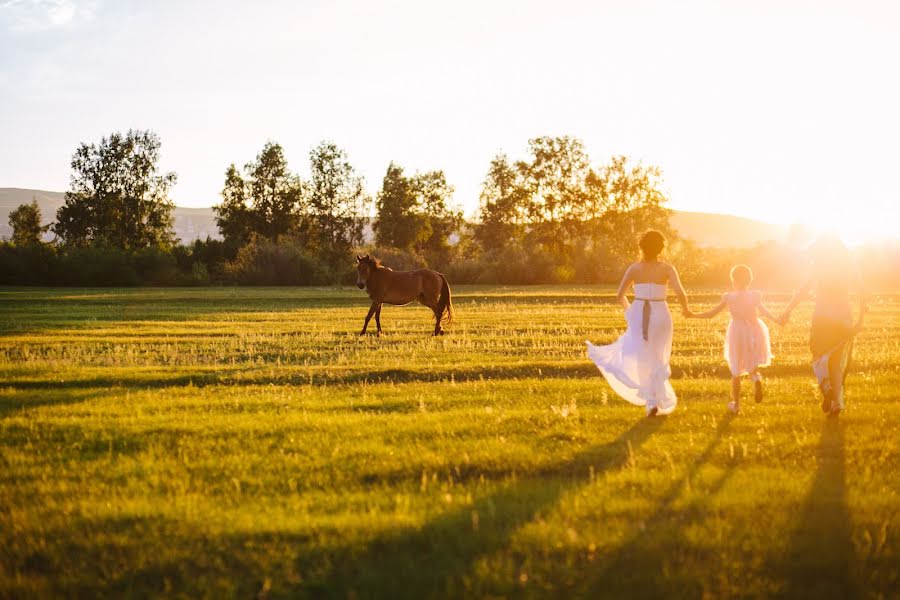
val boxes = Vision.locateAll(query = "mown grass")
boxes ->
[0,286,897,599]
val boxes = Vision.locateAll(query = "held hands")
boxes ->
[775,313,790,327]
[682,306,695,318]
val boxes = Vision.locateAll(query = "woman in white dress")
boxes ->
[587,231,690,416]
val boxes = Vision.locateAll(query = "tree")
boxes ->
[413,169,461,266]
[54,130,177,249]
[213,142,303,248]
[9,198,47,246]
[523,136,590,230]
[587,155,672,259]
[304,142,370,270]
[475,153,530,252]
[374,162,428,251]
[215,164,255,251]
[373,162,461,266]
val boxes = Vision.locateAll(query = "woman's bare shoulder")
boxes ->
[660,261,680,276]
[623,262,641,276]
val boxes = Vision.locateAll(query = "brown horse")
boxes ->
[355,254,453,336]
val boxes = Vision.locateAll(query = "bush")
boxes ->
[225,236,328,285]
[133,246,179,285]
[188,237,230,283]
[54,246,140,286]
[442,257,484,284]
[0,243,57,285]
[364,247,427,271]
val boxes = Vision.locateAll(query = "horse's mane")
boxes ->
[361,255,382,269]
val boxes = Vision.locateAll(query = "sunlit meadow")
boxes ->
[1,287,897,598]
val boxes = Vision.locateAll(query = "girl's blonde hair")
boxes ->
[730,264,753,287]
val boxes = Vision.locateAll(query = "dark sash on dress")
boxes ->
[635,298,665,341]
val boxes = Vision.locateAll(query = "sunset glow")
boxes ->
[1,0,899,241]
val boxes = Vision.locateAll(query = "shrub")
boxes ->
[0,243,57,285]
[54,246,139,286]
[225,236,328,285]
[364,247,427,271]
[133,246,179,285]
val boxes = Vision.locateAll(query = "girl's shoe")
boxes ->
[727,401,740,414]
[647,405,659,417]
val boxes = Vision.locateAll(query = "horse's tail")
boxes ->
[437,273,453,326]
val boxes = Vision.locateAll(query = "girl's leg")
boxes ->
[729,376,741,413]
[750,369,763,403]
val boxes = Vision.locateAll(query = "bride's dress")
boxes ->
[586,282,677,414]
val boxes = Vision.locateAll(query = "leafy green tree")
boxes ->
[214,165,255,251]
[523,136,590,230]
[304,142,370,270]
[475,153,530,252]
[54,130,177,249]
[373,162,461,266]
[374,162,428,251]
[9,198,47,246]
[587,155,671,259]
[412,169,461,266]
[213,142,303,248]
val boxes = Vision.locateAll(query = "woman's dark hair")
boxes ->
[639,230,666,259]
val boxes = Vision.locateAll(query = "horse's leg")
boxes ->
[375,303,383,335]
[433,307,444,336]
[360,302,377,335]
[418,294,443,336]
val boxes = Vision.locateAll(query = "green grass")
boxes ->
[1,286,897,599]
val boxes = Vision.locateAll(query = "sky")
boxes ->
[1,0,899,241]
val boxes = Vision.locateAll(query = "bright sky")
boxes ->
[2,0,898,241]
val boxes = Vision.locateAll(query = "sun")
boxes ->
[779,201,898,247]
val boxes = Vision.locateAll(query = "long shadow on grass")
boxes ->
[304,417,666,598]
[575,412,737,597]
[1,362,832,392]
[776,418,856,599]
[0,388,118,418]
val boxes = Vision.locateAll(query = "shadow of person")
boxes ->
[778,418,856,599]
[304,417,666,599]
[577,411,737,598]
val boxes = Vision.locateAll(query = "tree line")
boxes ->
[3,129,898,287]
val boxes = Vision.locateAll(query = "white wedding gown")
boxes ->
[586,283,677,415]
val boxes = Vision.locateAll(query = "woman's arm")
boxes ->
[667,264,691,316]
[779,281,811,325]
[690,297,727,319]
[616,265,635,311]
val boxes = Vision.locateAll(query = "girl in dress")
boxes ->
[687,265,777,414]
[587,230,691,417]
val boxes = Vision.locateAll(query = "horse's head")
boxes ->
[356,254,378,289]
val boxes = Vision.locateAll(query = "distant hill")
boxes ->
[0,188,221,243]
[2,188,787,248]
[669,210,788,248]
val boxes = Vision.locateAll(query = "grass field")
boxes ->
[1,286,897,599]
